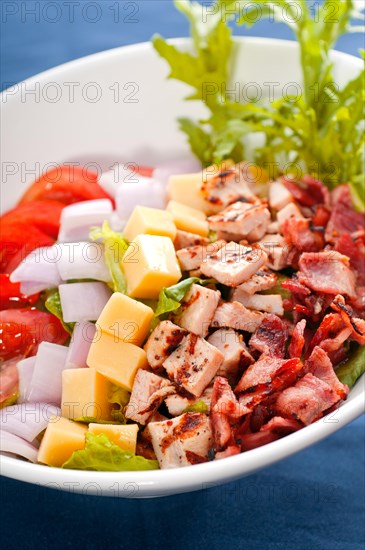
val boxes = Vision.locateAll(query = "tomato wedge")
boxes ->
[135,165,154,178]
[0,222,54,273]
[0,308,68,361]
[18,165,113,206]
[0,274,39,310]
[1,200,64,239]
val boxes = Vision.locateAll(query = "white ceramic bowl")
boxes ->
[1,38,364,498]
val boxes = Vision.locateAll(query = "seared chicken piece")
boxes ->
[201,241,268,287]
[174,283,220,337]
[144,320,188,370]
[149,412,213,468]
[125,369,175,425]
[163,333,223,397]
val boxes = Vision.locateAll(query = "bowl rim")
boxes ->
[1,36,364,497]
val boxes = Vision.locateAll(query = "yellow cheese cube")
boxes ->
[88,423,139,453]
[123,206,176,242]
[167,200,208,237]
[121,234,182,299]
[87,331,148,391]
[96,292,154,346]
[61,368,113,421]
[167,172,209,213]
[37,415,87,467]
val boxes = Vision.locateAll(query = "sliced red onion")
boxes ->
[17,356,36,404]
[59,282,112,323]
[10,246,62,292]
[55,242,110,282]
[99,165,137,198]
[0,402,60,442]
[115,177,166,221]
[0,431,38,463]
[28,343,68,405]
[58,199,113,242]
[65,321,96,369]
[153,158,202,187]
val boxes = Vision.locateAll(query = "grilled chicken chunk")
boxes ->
[232,291,284,316]
[162,333,224,397]
[201,241,268,287]
[173,283,220,337]
[173,230,210,251]
[212,301,265,333]
[232,267,277,296]
[269,180,293,211]
[258,234,289,271]
[176,239,226,272]
[208,201,270,240]
[165,386,213,416]
[207,328,254,381]
[144,320,188,370]
[125,369,175,425]
[149,412,213,468]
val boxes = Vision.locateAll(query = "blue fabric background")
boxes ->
[1,2,364,548]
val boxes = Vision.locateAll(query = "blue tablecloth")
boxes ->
[1,2,364,548]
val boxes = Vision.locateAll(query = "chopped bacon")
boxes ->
[331,294,365,345]
[282,175,330,207]
[298,251,356,300]
[309,312,351,355]
[325,184,365,243]
[235,355,303,413]
[214,445,241,460]
[335,231,365,286]
[240,416,302,451]
[274,373,340,425]
[210,376,249,451]
[249,314,288,357]
[305,346,349,399]
[282,277,311,296]
[289,319,306,358]
[312,204,331,229]
[282,217,324,254]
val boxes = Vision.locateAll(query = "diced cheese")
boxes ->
[166,200,208,237]
[87,331,148,391]
[121,235,182,299]
[123,206,176,242]
[96,292,154,346]
[37,415,87,467]
[61,368,113,421]
[167,172,210,214]
[88,423,139,453]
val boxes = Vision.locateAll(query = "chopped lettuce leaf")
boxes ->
[90,221,129,293]
[108,384,130,424]
[45,288,74,334]
[62,433,159,471]
[260,274,290,300]
[74,417,121,425]
[183,400,209,414]
[155,277,215,317]
[154,0,365,208]
[336,345,365,388]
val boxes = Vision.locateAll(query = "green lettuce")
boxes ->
[154,0,365,209]
[62,433,159,471]
[336,345,365,388]
[89,221,129,293]
[45,288,74,334]
[155,277,215,317]
[183,400,209,414]
[108,384,130,423]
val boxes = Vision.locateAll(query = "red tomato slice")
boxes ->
[0,308,68,361]
[0,274,39,310]
[135,165,154,178]
[18,165,113,206]
[1,200,64,239]
[0,222,54,273]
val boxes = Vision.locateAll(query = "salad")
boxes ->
[0,0,364,471]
